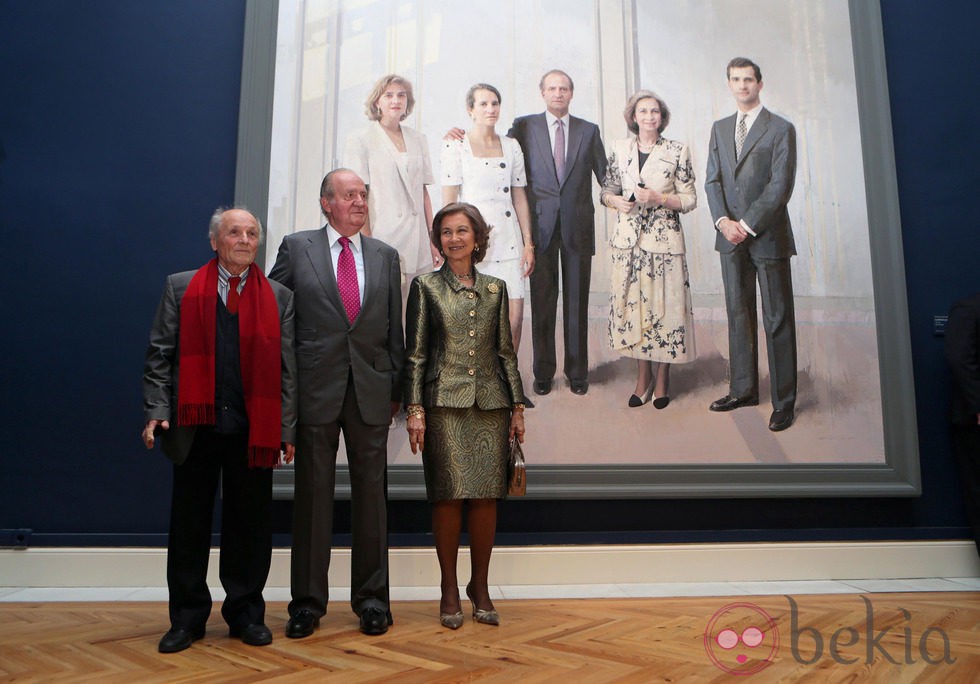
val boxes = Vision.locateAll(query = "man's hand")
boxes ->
[443,127,465,142]
[142,419,169,449]
[282,442,296,465]
[718,218,749,245]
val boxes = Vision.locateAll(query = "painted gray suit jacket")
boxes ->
[508,113,607,255]
[704,107,797,258]
[269,227,404,426]
[142,268,298,464]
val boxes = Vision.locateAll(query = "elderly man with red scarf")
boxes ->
[142,207,297,653]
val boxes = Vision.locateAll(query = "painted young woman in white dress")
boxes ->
[441,84,535,383]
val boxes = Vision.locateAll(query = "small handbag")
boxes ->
[507,438,526,497]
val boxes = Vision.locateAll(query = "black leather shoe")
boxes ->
[285,609,320,639]
[533,380,552,395]
[709,395,759,412]
[230,623,272,646]
[359,607,393,636]
[570,380,589,395]
[158,626,205,653]
[768,409,795,432]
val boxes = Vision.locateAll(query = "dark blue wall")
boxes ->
[1,0,977,546]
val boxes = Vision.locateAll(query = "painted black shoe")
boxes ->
[709,395,759,412]
[768,409,795,432]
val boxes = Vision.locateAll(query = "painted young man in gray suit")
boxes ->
[705,57,798,432]
[269,169,404,637]
[508,70,607,396]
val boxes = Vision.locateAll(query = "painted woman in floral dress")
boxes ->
[600,90,697,409]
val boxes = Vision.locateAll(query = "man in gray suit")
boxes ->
[705,57,798,432]
[508,69,606,396]
[269,169,404,637]
[143,207,296,653]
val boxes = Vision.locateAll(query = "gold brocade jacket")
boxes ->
[405,266,525,410]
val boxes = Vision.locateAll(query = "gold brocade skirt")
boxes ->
[422,405,509,502]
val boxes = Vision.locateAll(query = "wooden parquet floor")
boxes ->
[1,593,978,682]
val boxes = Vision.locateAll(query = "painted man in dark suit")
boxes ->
[705,57,798,432]
[508,69,607,396]
[945,294,980,558]
[269,169,404,637]
[143,207,297,653]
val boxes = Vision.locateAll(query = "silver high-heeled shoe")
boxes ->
[472,607,500,626]
[466,584,500,626]
[440,611,464,630]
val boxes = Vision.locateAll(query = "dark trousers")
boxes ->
[720,249,797,410]
[530,231,592,384]
[951,424,980,557]
[167,429,272,631]
[289,373,390,618]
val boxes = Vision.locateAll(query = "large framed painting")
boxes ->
[236,0,919,498]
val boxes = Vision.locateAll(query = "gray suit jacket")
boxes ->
[508,113,606,255]
[142,268,298,464]
[704,107,797,258]
[269,227,404,426]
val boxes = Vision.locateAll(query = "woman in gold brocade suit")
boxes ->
[405,202,526,630]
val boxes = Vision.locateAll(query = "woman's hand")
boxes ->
[430,244,443,268]
[509,409,526,444]
[607,194,635,214]
[634,186,671,208]
[633,185,658,205]
[521,243,536,277]
[407,406,426,454]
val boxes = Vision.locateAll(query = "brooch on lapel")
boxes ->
[487,283,499,294]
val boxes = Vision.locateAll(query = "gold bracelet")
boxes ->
[512,403,526,411]
[407,404,425,418]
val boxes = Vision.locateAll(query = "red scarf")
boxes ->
[177,259,282,468]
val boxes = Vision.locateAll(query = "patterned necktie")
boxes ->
[735,113,748,161]
[554,119,566,183]
[226,276,241,315]
[337,236,360,323]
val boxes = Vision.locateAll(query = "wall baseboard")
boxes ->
[3,541,978,588]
